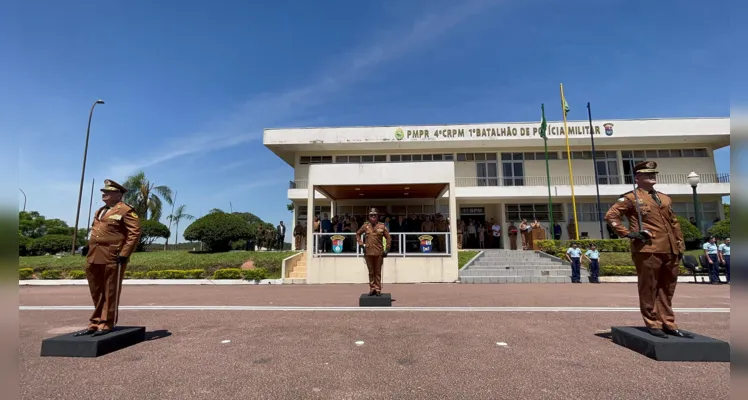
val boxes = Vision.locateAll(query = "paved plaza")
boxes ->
[19,283,730,399]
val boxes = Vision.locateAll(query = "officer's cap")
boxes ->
[634,161,659,175]
[100,179,127,193]
[368,208,379,216]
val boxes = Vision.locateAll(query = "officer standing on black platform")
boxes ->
[604,161,692,339]
[356,208,391,296]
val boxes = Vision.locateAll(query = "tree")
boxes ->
[287,203,294,212]
[723,203,730,219]
[183,212,252,252]
[138,220,171,251]
[166,205,195,248]
[708,219,730,240]
[122,171,174,221]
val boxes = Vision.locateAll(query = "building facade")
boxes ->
[264,117,730,284]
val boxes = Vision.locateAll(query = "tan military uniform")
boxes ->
[86,192,141,331]
[605,169,685,331]
[508,225,518,250]
[256,227,264,250]
[356,211,392,293]
[435,218,448,253]
[293,223,304,250]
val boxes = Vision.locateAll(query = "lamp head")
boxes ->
[687,171,700,187]
[96,99,105,104]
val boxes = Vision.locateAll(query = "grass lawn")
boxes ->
[458,250,480,269]
[19,250,298,279]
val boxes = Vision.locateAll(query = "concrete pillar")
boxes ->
[448,183,458,273]
[562,202,570,240]
[306,185,315,273]
[499,203,507,249]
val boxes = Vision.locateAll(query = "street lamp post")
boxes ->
[19,189,26,212]
[687,171,702,244]
[71,99,105,254]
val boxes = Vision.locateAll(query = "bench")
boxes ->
[681,254,726,283]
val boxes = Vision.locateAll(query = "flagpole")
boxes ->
[541,104,554,236]
[587,102,604,239]
[560,83,579,240]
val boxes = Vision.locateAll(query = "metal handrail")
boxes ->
[311,232,451,257]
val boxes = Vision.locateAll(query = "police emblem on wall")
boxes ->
[395,128,404,141]
[603,123,614,136]
[331,235,345,253]
[418,235,433,253]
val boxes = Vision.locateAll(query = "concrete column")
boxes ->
[562,202,570,240]
[499,203,506,249]
[448,183,458,279]
[306,185,315,275]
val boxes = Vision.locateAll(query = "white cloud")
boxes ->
[107,0,501,176]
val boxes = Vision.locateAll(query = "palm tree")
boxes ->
[167,205,195,249]
[122,171,174,221]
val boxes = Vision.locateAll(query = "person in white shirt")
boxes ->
[565,243,583,283]
[718,238,730,284]
[491,222,501,248]
[583,244,601,284]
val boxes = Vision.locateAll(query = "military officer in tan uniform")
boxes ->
[76,179,141,337]
[356,208,392,296]
[604,161,692,339]
[435,214,448,253]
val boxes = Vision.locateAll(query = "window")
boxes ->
[524,152,559,160]
[390,154,454,162]
[501,153,524,186]
[505,204,563,222]
[299,156,333,164]
[575,203,613,222]
[593,152,620,185]
[298,206,332,219]
[456,153,496,162]
[336,155,386,163]
[672,201,720,231]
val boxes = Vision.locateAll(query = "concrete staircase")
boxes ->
[459,249,589,284]
[284,254,307,283]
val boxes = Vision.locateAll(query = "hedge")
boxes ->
[19,250,295,278]
[536,239,630,255]
[600,265,690,276]
[19,267,270,281]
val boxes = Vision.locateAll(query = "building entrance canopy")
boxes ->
[316,183,448,201]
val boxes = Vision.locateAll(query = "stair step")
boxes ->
[460,269,572,277]
[289,271,306,278]
[471,262,562,267]
[459,276,574,284]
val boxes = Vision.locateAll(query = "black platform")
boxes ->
[40,326,146,358]
[359,293,393,307]
[611,326,730,362]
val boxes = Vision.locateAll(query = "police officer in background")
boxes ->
[605,161,692,339]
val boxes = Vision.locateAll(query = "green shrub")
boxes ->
[243,268,268,281]
[537,239,630,255]
[213,268,243,279]
[231,240,247,251]
[600,265,690,276]
[145,269,205,279]
[39,270,63,280]
[30,235,73,255]
[125,271,148,279]
[19,268,34,280]
[183,212,252,252]
[677,216,701,242]
[67,270,87,279]
[708,219,730,240]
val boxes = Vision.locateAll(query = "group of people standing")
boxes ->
[255,221,286,251]
[702,236,730,284]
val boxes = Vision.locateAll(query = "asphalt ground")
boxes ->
[19,283,731,400]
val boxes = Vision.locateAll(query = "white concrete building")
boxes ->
[264,117,730,284]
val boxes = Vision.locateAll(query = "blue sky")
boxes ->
[4,0,731,242]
